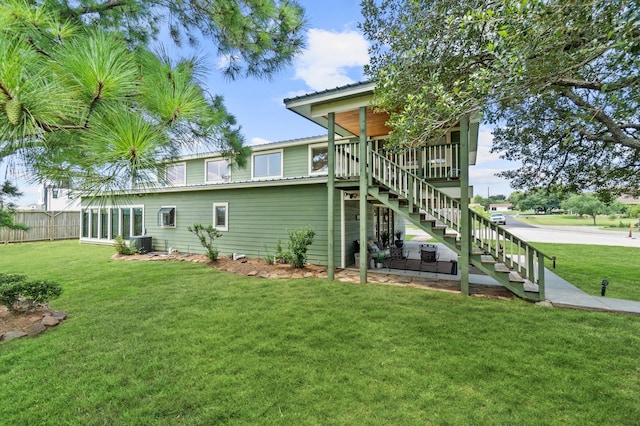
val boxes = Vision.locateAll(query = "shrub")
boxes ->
[113,235,137,255]
[188,224,222,261]
[285,226,315,268]
[275,238,285,263]
[0,274,62,312]
[0,273,28,286]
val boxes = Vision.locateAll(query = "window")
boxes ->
[110,208,119,239]
[82,211,89,238]
[206,159,231,183]
[121,208,131,238]
[52,189,59,199]
[90,210,98,238]
[81,206,144,240]
[309,144,328,175]
[158,207,176,227]
[213,202,228,231]
[450,130,461,144]
[252,150,282,179]
[133,208,144,236]
[165,163,186,186]
[100,209,109,239]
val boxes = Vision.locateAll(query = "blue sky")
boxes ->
[10,0,515,205]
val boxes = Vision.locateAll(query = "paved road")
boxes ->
[504,223,640,247]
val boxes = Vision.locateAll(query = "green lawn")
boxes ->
[2,241,640,424]
[533,243,640,300]
[516,213,638,229]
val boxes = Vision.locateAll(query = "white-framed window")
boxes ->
[252,150,282,179]
[165,162,186,186]
[309,144,328,175]
[213,202,229,231]
[158,207,176,227]
[80,205,145,240]
[205,159,231,183]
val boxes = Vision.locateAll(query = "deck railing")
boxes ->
[336,141,460,180]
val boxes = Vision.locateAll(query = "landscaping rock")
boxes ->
[26,322,47,336]
[42,316,60,327]
[1,331,28,341]
[1,305,68,342]
[51,311,68,320]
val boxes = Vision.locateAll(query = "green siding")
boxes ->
[177,142,320,186]
[134,183,335,265]
[283,144,310,177]
[230,159,251,181]
[185,158,204,185]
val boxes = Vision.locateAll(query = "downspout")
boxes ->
[460,114,470,296]
[359,106,368,283]
[327,112,335,280]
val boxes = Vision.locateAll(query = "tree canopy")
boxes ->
[46,0,306,79]
[0,180,28,231]
[0,0,305,197]
[361,0,639,196]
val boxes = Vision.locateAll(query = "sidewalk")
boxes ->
[541,269,640,315]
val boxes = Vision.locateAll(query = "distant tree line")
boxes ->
[473,189,640,226]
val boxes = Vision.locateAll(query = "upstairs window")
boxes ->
[252,150,282,179]
[165,163,186,186]
[206,159,231,183]
[158,207,176,227]
[309,145,328,175]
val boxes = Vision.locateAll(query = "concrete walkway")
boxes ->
[541,269,640,315]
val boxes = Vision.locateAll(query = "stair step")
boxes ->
[443,233,457,240]
[509,271,525,283]
[494,263,510,273]
[523,280,539,293]
[480,255,496,264]
[471,247,484,255]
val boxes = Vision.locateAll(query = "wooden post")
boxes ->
[460,114,470,296]
[359,106,368,283]
[327,112,336,280]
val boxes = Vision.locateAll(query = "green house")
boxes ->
[80,82,550,301]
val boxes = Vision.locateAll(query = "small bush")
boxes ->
[275,239,285,263]
[0,273,28,286]
[285,226,316,268]
[188,224,222,261]
[0,274,62,312]
[113,235,137,255]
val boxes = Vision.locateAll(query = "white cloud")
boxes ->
[293,28,369,91]
[250,137,272,146]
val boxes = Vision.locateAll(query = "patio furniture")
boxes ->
[386,246,408,271]
[419,244,439,273]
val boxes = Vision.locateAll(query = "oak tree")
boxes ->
[361,0,639,196]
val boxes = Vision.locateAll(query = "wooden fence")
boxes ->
[1,211,80,243]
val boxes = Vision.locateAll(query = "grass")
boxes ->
[516,213,637,229]
[1,241,640,424]
[532,243,640,301]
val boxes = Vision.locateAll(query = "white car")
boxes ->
[490,213,507,225]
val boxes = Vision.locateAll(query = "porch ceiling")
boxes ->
[332,108,391,138]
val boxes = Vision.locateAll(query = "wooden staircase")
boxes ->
[365,149,550,301]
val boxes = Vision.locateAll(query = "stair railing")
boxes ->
[369,149,550,294]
